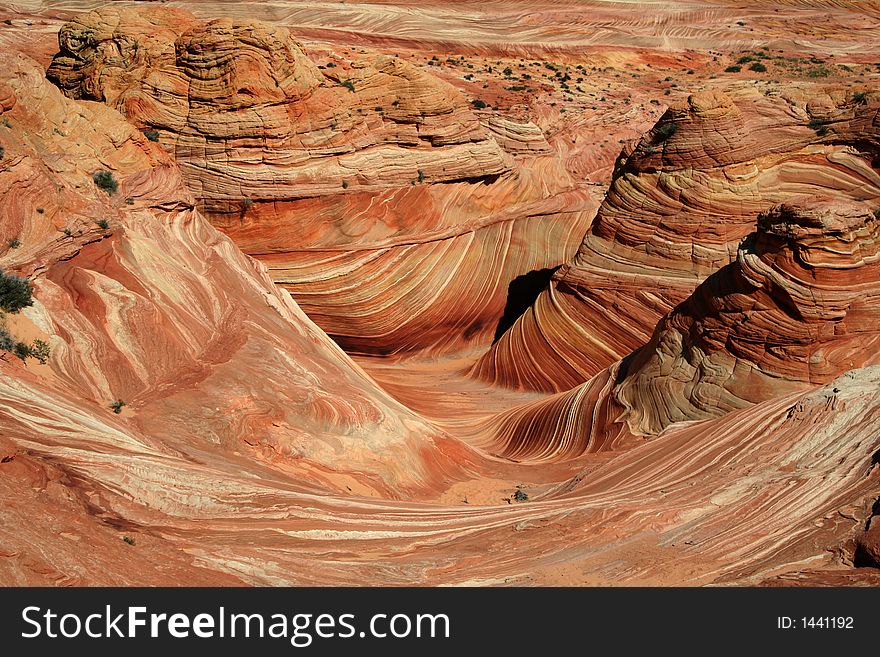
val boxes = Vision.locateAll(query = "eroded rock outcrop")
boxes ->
[474,88,880,390]
[46,6,591,356]
[475,198,880,461]
[615,199,880,434]
[1,51,466,501]
[2,6,880,588]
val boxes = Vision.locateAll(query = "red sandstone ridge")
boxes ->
[473,88,880,391]
[614,199,880,434]
[0,51,469,505]
[0,2,879,588]
[461,198,880,461]
[46,6,594,356]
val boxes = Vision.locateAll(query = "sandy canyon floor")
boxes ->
[0,0,879,585]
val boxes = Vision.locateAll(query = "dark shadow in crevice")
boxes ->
[492,266,560,343]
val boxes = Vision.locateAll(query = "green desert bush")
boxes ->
[654,123,679,142]
[0,269,33,313]
[93,171,118,195]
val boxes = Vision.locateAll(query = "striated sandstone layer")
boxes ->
[0,51,469,502]
[614,199,880,435]
[462,197,880,462]
[46,6,594,356]
[0,3,879,588]
[474,88,880,390]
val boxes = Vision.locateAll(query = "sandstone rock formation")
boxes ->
[471,197,880,463]
[1,3,878,588]
[1,51,465,502]
[474,88,880,390]
[46,6,591,356]
[615,198,880,434]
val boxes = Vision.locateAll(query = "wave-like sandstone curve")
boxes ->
[474,87,880,391]
[0,51,471,499]
[470,197,880,463]
[2,3,879,588]
[45,6,597,357]
[615,198,880,435]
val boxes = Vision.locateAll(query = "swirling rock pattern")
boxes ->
[45,6,597,355]
[474,88,880,390]
[1,51,466,500]
[1,4,879,587]
[615,199,880,435]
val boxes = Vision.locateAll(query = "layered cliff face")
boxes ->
[471,197,880,463]
[0,52,465,502]
[615,199,880,435]
[1,4,879,588]
[474,88,880,390]
[47,6,591,356]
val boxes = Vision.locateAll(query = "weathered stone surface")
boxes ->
[474,89,880,391]
[46,6,595,355]
[615,199,880,434]
[1,3,879,588]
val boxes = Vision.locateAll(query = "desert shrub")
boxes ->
[417,169,425,183]
[853,91,868,103]
[807,118,829,136]
[27,339,50,364]
[12,341,29,360]
[749,62,767,72]
[96,218,110,229]
[143,130,160,142]
[7,237,20,249]
[737,55,754,64]
[0,325,14,351]
[513,488,529,502]
[110,400,126,414]
[0,269,33,313]
[93,171,118,195]
[123,536,136,545]
[341,80,355,92]
[873,208,880,221]
[654,123,679,142]
[471,99,488,109]
[725,65,742,73]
